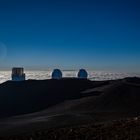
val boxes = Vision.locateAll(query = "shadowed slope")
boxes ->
[0,78,96,118]
[0,77,140,138]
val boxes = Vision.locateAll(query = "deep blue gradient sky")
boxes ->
[0,0,140,71]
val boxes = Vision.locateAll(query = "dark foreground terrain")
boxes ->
[0,77,140,139]
[1,117,140,140]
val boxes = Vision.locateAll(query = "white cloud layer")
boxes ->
[0,70,140,84]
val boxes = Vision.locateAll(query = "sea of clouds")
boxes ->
[0,70,140,84]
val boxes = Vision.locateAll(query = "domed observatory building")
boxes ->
[11,67,26,81]
[77,69,88,79]
[52,69,62,79]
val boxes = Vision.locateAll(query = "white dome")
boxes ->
[52,69,62,79]
[77,69,88,79]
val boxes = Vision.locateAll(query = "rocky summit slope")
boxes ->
[0,77,140,139]
[1,117,140,140]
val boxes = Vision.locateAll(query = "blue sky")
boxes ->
[0,0,140,71]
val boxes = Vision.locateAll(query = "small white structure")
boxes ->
[77,69,88,79]
[52,69,62,79]
[11,67,26,81]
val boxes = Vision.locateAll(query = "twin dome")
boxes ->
[52,69,63,79]
[52,69,88,79]
[77,69,88,79]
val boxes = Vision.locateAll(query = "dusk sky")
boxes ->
[0,0,140,71]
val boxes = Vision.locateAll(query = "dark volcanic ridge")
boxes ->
[0,78,108,118]
[0,77,140,137]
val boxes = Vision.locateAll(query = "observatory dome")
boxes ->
[52,69,62,79]
[77,69,88,79]
[11,67,26,81]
